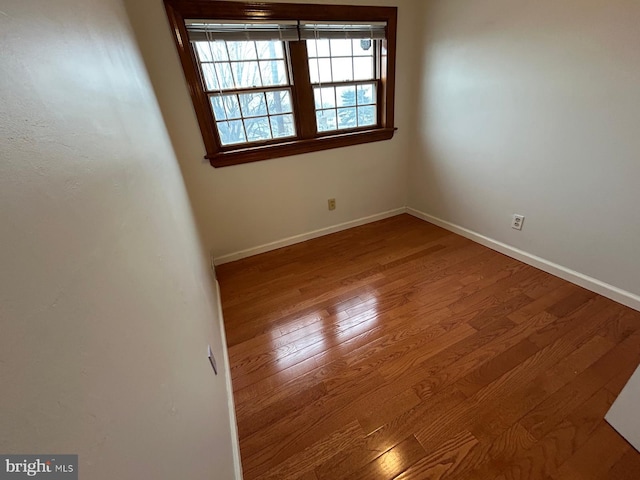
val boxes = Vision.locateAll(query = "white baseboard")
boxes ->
[407,208,640,312]
[213,208,406,265]
[214,280,244,480]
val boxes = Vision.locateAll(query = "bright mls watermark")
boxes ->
[0,456,77,479]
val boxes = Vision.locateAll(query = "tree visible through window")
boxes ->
[164,1,397,167]
[194,39,296,145]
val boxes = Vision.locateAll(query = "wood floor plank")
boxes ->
[217,214,640,480]
[449,423,538,480]
[236,381,327,439]
[606,449,640,480]
[521,330,640,440]
[356,387,422,436]
[313,386,467,480]
[256,420,364,480]
[507,283,578,324]
[346,435,426,480]
[552,422,630,479]
[393,430,479,480]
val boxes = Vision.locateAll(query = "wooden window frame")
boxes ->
[164,0,398,168]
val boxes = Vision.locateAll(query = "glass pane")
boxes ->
[210,94,241,120]
[203,62,233,91]
[201,63,218,90]
[259,60,287,86]
[353,57,374,80]
[238,92,267,118]
[195,41,229,62]
[357,83,376,105]
[357,105,376,126]
[231,61,261,88]
[308,61,318,84]
[217,120,246,145]
[306,39,316,57]
[256,41,284,59]
[307,39,330,57]
[353,39,374,56]
[195,42,212,62]
[337,107,357,129]
[330,39,352,56]
[270,114,295,138]
[317,58,332,83]
[308,58,332,83]
[331,57,353,82]
[316,109,337,132]
[314,87,336,109]
[226,41,257,61]
[336,85,356,107]
[244,117,271,142]
[266,90,293,114]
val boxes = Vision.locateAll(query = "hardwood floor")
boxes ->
[216,214,640,480]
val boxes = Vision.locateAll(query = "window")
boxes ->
[164,1,397,167]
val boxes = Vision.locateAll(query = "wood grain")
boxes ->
[217,214,640,479]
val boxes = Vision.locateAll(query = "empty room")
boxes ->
[2,0,640,479]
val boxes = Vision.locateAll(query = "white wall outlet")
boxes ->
[208,345,218,375]
[512,214,525,230]
[328,198,336,211]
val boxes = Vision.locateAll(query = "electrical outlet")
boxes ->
[328,198,336,211]
[512,214,525,231]
[208,345,218,375]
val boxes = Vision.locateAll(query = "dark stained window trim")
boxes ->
[164,0,398,168]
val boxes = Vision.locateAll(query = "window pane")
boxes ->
[231,61,261,88]
[307,39,316,57]
[353,57,374,80]
[195,41,229,62]
[203,62,233,91]
[245,117,271,142]
[256,41,284,59]
[337,107,357,129]
[217,120,246,145]
[238,92,267,118]
[314,87,336,109]
[210,94,241,120]
[353,39,374,57]
[318,58,333,83]
[357,106,376,126]
[202,62,238,91]
[308,58,332,83]
[259,60,287,86]
[195,42,212,62]
[308,61,318,84]
[336,85,356,107]
[331,57,353,82]
[227,41,257,61]
[201,63,218,90]
[330,39,352,56]
[357,83,376,105]
[316,109,337,132]
[270,114,295,138]
[307,39,330,57]
[266,90,293,114]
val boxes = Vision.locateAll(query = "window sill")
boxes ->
[206,127,397,168]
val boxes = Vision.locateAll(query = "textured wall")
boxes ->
[409,0,640,300]
[0,0,238,477]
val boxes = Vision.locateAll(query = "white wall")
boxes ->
[124,0,420,262]
[0,0,238,478]
[409,0,640,303]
